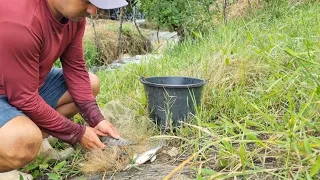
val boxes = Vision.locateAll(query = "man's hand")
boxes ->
[80,126,106,150]
[94,120,120,139]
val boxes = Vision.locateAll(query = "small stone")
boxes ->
[167,147,179,157]
[0,170,33,180]
[135,55,143,60]
[121,54,131,59]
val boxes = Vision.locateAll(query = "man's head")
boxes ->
[54,0,128,22]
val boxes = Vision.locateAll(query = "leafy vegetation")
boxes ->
[138,0,214,39]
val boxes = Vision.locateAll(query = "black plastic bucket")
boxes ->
[140,76,206,129]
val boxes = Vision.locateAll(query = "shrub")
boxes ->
[138,0,215,40]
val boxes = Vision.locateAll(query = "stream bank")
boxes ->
[87,21,179,73]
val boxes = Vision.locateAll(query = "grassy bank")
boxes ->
[95,1,320,179]
[54,19,152,68]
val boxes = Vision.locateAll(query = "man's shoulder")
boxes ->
[0,0,41,27]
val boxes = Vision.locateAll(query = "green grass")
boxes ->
[53,41,99,68]
[95,1,320,179]
[25,1,320,179]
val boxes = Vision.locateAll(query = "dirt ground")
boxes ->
[72,146,196,180]
[79,164,195,180]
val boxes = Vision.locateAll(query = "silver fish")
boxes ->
[124,140,165,170]
[100,136,135,147]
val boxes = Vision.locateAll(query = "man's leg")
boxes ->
[0,116,42,172]
[55,72,101,118]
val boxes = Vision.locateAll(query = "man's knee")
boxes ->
[0,116,42,170]
[89,72,100,97]
[5,132,42,169]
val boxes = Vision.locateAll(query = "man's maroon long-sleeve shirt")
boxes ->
[0,0,105,145]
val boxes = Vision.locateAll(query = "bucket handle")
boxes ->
[140,76,147,84]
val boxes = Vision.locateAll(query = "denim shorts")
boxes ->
[0,68,67,127]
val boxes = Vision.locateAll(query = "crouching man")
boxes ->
[0,0,128,179]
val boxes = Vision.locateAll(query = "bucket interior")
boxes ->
[141,76,205,88]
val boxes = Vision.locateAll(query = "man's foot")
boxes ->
[39,137,75,161]
[0,170,33,180]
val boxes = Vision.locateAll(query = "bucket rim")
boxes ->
[140,76,206,88]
